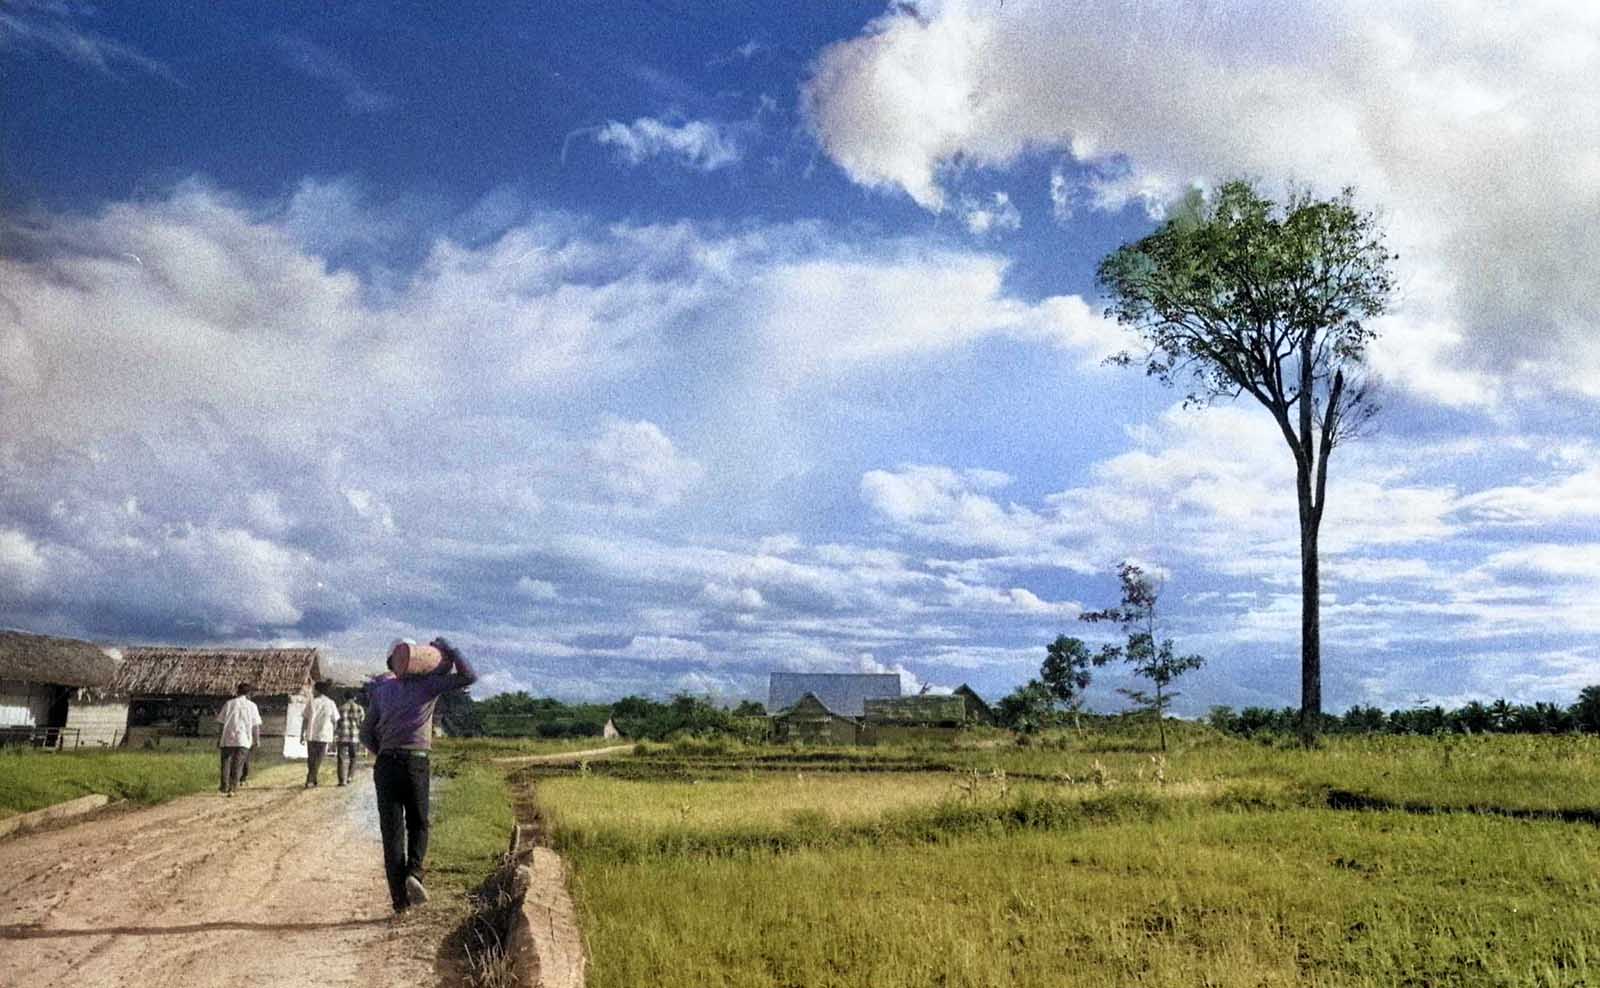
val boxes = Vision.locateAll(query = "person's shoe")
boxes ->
[226,791,235,798]
[405,875,429,907]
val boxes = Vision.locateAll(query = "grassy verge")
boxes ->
[428,744,517,896]
[0,748,233,817]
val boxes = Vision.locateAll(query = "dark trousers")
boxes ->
[373,750,430,910]
[305,741,329,786]
[336,741,359,785]
[220,746,249,792]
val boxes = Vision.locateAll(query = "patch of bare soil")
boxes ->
[0,765,444,988]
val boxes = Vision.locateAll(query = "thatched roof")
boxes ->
[863,695,967,726]
[954,684,994,724]
[773,692,858,723]
[113,647,322,697]
[768,673,900,718]
[0,629,121,689]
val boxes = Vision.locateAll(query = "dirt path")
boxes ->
[0,764,444,988]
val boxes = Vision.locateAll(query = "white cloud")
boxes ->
[805,0,1600,400]
[700,583,766,611]
[0,2,174,81]
[593,116,741,171]
[515,577,558,601]
[624,635,712,663]
[0,529,48,597]
[960,191,1020,235]
[856,654,949,695]
[751,249,1126,375]
[586,418,705,509]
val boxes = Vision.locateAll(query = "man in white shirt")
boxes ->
[217,682,262,796]
[301,680,340,788]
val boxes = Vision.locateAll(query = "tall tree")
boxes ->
[1040,635,1094,732]
[1082,562,1205,751]
[1097,181,1395,743]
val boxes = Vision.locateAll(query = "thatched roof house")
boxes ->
[769,673,902,744]
[0,629,127,747]
[953,684,995,725]
[115,647,324,757]
[768,673,900,718]
[0,629,120,690]
[863,694,967,726]
[114,647,322,696]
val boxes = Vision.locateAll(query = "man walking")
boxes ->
[301,680,339,788]
[335,690,365,786]
[361,636,477,913]
[216,682,261,796]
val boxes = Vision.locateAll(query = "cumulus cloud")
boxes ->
[805,0,1600,399]
[593,116,741,170]
[751,249,1127,376]
[0,180,1112,676]
[586,418,705,509]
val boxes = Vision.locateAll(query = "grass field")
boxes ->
[523,732,1600,987]
[0,747,258,817]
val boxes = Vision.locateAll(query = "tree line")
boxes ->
[435,689,767,742]
[1209,688,1600,737]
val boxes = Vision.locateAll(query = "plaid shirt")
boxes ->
[336,699,366,744]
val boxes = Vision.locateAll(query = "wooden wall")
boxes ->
[65,696,130,747]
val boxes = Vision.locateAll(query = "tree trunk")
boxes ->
[1298,509,1322,747]
[1155,682,1167,751]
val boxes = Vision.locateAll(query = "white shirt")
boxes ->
[301,694,339,744]
[217,696,262,748]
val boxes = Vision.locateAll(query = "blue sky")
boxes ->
[4,0,1599,713]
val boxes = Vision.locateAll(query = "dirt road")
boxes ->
[0,765,444,988]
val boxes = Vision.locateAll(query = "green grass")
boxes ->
[427,745,516,896]
[0,748,233,817]
[520,733,1600,987]
[571,810,1600,987]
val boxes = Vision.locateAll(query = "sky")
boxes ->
[3,0,1599,713]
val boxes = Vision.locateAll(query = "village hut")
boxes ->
[953,684,995,725]
[602,717,622,740]
[860,694,969,744]
[114,646,324,757]
[0,629,127,747]
[768,673,901,744]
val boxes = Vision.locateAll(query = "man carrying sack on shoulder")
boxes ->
[360,636,478,913]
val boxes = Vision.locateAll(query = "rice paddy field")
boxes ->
[516,730,1600,987]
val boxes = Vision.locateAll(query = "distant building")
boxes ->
[860,694,969,744]
[768,673,901,744]
[953,684,995,726]
[602,717,622,739]
[114,647,325,758]
[0,629,127,748]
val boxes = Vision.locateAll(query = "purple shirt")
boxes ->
[361,647,477,753]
